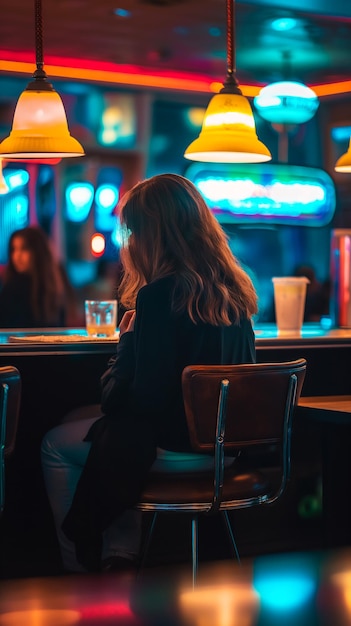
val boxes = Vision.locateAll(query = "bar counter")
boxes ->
[255,323,351,397]
[1,322,351,354]
[0,322,349,446]
[0,327,120,355]
[0,323,350,404]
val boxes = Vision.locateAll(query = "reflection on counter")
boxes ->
[254,322,351,342]
[1,322,351,347]
[7,331,119,344]
[0,327,90,344]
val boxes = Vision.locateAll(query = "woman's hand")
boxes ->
[119,309,136,336]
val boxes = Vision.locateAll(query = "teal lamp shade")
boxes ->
[254,81,319,125]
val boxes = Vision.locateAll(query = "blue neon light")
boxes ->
[94,184,119,232]
[114,8,131,17]
[14,194,29,226]
[186,163,336,226]
[65,182,94,222]
[4,169,30,191]
[95,184,119,212]
[111,219,123,248]
[331,126,351,142]
[253,553,319,613]
[254,573,315,610]
[271,17,297,31]
[95,213,118,233]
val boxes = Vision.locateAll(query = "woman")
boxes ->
[0,226,66,328]
[41,173,258,573]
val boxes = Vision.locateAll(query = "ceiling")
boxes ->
[0,0,351,90]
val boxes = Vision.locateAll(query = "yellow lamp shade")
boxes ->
[0,89,84,159]
[184,92,271,163]
[335,139,351,173]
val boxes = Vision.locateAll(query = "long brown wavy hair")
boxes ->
[118,173,258,325]
[5,226,64,324]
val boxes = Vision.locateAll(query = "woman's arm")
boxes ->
[100,322,136,414]
[100,280,177,418]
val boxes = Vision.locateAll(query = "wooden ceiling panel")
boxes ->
[1,0,351,85]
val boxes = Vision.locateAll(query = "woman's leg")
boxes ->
[41,416,98,572]
[41,414,142,572]
[101,509,142,564]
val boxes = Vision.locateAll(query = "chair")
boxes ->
[136,358,307,585]
[0,365,21,515]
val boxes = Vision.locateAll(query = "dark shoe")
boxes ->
[74,534,103,572]
[101,556,138,573]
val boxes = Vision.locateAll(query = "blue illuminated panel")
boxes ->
[65,182,94,222]
[0,168,30,263]
[186,163,336,226]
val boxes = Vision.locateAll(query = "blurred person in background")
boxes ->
[0,226,67,328]
[294,264,330,322]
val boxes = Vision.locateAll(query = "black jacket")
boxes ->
[62,275,256,569]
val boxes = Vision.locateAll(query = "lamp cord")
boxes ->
[28,0,53,88]
[35,0,44,71]
[221,0,241,94]
[226,0,234,80]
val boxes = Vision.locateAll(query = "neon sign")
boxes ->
[186,163,336,226]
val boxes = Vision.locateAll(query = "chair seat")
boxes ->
[138,465,276,508]
[150,448,236,473]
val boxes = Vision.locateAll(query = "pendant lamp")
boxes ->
[0,0,84,160]
[184,0,271,163]
[0,159,9,194]
[254,81,319,125]
[335,139,351,173]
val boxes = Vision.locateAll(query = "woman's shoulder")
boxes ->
[137,275,175,302]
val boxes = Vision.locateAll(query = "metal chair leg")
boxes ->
[221,511,241,564]
[137,511,158,578]
[191,514,198,588]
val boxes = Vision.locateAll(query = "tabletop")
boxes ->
[297,395,351,424]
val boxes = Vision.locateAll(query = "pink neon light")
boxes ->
[80,602,134,619]
[0,49,220,83]
[1,49,349,95]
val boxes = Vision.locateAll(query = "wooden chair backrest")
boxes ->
[182,359,307,453]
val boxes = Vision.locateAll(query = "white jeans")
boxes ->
[41,410,142,572]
